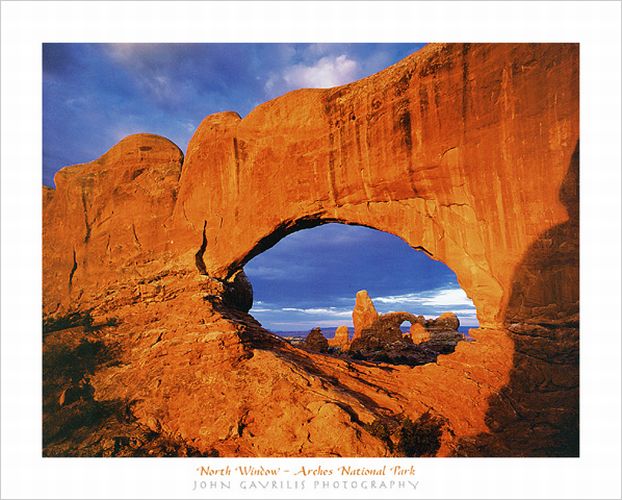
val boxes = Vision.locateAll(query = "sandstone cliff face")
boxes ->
[167,43,578,328]
[42,43,579,457]
[43,134,184,319]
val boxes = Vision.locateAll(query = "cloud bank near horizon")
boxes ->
[249,285,479,332]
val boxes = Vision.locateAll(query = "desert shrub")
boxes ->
[43,311,94,334]
[397,412,444,457]
[366,418,391,443]
[43,311,119,335]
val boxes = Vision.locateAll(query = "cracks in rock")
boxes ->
[439,146,458,161]
[149,331,164,348]
[412,245,433,257]
[181,202,195,231]
[236,410,251,437]
[461,43,471,133]
[232,138,240,196]
[80,188,92,244]
[131,223,142,250]
[439,202,470,209]
[132,222,143,249]
[195,220,208,275]
[68,249,78,288]
[326,136,338,206]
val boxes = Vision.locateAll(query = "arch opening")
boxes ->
[242,223,478,366]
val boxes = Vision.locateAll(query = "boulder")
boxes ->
[328,325,350,349]
[222,269,253,312]
[410,323,431,344]
[349,312,416,355]
[302,327,329,353]
[426,312,460,331]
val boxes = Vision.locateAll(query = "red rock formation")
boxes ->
[43,133,183,320]
[328,325,350,349]
[302,327,329,353]
[410,323,430,344]
[428,312,460,331]
[42,43,579,457]
[352,290,379,340]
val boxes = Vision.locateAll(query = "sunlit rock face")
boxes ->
[352,290,380,340]
[43,43,579,457]
[328,325,350,349]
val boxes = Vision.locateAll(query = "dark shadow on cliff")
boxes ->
[455,141,579,456]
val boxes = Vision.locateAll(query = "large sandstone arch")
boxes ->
[170,43,578,328]
[42,43,579,456]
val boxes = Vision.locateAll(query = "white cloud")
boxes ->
[451,309,479,316]
[144,74,176,102]
[271,320,351,329]
[283,54,358,89]
[281,307,352,318]
[264,54,360,97]
[374,287,475,308]
[247,286,479,331]
[245,265,288,279]
[104,44,181,103]
[105,43,141,63]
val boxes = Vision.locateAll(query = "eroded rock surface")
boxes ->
[42,43,579,457]
[410,323,430,344]
[428,312,460,331]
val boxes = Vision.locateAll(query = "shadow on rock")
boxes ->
[42,320,206,457]
[456,141,579,457]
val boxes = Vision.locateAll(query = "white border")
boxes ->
[1,1,621,499]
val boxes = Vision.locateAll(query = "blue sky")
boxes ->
[43,43,425,186]
[245,224,478,331]
[43,43,478,331]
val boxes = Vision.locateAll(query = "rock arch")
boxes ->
[170,43,578,329]
[42,43,579,456]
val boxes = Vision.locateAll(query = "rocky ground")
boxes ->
[41,275,576,457]
[43,318,206,457]
[42,321,450,458]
